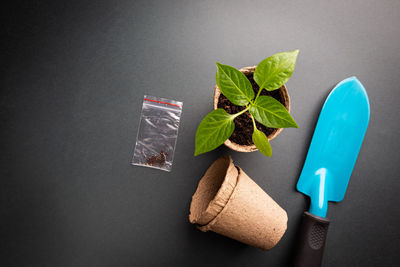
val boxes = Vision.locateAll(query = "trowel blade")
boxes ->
[297,77,370,217]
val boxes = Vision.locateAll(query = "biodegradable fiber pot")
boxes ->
[213,66,291,152]
[189,156,288,250]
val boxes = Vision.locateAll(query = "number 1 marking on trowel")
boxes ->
[315,168,327,209]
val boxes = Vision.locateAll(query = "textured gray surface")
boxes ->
[2,0,400,266]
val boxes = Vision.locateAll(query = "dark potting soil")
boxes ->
[217,73,285,146]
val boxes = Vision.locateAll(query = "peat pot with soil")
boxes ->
[195,50,300,157]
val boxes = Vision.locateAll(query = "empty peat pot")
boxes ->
[189,156,288,250]
[213,66,291,152]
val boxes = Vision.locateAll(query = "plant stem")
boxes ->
[250,113,257,129]
[255,87,264,101]
[232,106,250,118]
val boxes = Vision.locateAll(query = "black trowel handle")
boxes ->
[293,211,330,267]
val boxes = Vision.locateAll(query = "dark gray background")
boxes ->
[2,0,400,266]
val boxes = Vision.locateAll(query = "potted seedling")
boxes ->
[195,50,299,157]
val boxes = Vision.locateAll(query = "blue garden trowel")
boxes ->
[293,77,370,267]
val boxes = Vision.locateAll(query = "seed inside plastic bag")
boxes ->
[132,95,183,172]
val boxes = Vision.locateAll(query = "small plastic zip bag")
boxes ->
[132,95,183,172]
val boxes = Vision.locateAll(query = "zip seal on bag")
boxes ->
[131,95,183,172]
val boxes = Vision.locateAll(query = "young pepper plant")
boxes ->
[195,50,299,157]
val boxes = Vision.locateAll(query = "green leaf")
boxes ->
[216,62,254,106]
[249,96,299,128]
[254,50,299,91]
[195,109,235,156]
[252,127,272,157]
